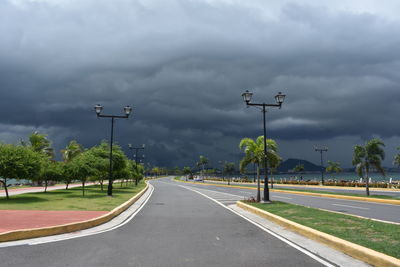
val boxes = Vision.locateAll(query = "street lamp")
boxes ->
[314,145,328,185]
[242,90,285,202]
[94,104,133,196]
[128,144,145,185]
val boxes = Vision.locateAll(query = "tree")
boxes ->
[0,144,43,199]
[152,167,161,177]
[65,151,99,196]
[239,136,280,201]
[84,142,109,191]
[294,164,305,173]
[61,140,83,163]
[182,166,192,181]
[198,155,208,179]
[352,138,385,196]
[41,160,63,193]
[393,147,400,169]
[28,132,54,159]
[223,162,235,185]
[326,160,342,173]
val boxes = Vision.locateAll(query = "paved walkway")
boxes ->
[0,210,107,233]
[0,182,95,197]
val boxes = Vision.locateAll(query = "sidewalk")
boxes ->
[0,210,108,233]
[0,182,95,197]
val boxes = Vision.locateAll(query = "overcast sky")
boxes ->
[1,0,400,169]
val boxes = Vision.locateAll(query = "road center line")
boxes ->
[332,204,369,210]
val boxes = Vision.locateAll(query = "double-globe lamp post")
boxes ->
[128,144,145,185]
[242,90,285,202]
[94,104,133,196]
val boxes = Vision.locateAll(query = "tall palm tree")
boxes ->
[239,136,280,202]
[352,138,385,196]
[393,147,400,169]
[198,155,208,179]
[61,140,83,163]
[223,162,235,185]
[326,160,342,173]
[28,132,54,159]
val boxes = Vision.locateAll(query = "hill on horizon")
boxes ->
[278,158,322,173]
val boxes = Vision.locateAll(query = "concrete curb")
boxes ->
[174,179,400,206]
[204,179,400,191]
[237,201,400,267]
[272,189,400,205]
[0,183,149,242]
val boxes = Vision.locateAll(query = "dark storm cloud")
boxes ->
[1,0,400,167]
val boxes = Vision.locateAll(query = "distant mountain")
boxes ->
[278,158,322,173]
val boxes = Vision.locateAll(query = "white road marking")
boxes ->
[179,184,335,267]
[332,204,369,210]
[216,236,220,241]
[274,196,293,200]
[26,184,155,246]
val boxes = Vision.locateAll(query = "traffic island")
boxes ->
[173,178,400,205]
[237,201,400,267]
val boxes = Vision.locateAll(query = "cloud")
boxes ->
[1,0,400,167]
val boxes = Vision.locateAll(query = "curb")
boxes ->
[174,179,400,206]
[204,179,400,191]
[272,189,400,206]
[237,201,400,267]
[0,183,149,242]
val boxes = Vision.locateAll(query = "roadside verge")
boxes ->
[0,183,149,242]
[237,201,400,267]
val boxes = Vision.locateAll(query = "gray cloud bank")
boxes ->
[1,0,400,168]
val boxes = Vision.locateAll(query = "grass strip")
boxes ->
[272,187,400,200]
[247,201,400,258]
[204,180,400,200]
[0,181,146,211]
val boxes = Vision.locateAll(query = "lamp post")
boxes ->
[314,145,328,185]
[242,90,285,202]
[94,104,132,196]
[128,144,145,185]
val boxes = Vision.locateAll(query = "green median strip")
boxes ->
[272,187,400,200]
[0,181,146,211]
[246,201,400,259]
[204,179,400,200]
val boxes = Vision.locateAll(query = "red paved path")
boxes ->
[0,210,108,233]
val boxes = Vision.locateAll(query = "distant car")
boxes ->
[194,177,203,182]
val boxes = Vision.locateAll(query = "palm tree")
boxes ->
[223,162,235,185]
[239,136,280,202]
[326,160,342,173]
[293,164,305,181]
[293,164,305,173]
[352,138,385,196]
[28,132,54,159]
[393,147,400,169]
[198,155,208,180]
[183,166,192,181]
[61,140,83,163]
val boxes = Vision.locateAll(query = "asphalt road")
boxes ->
[0,178,326,267]
[184,180,400,223]
[205,180,400,197]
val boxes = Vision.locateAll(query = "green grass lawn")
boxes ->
[0,181,146,211]
[247,201,400,258]
[272,187,400,200]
